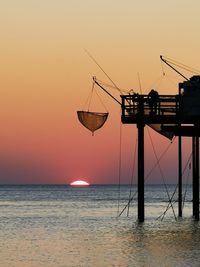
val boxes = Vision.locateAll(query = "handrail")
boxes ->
[121,94,179,118]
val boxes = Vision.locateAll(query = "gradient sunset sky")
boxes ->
[1,1,199,184]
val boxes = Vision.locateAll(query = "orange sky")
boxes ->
[0,1,199,184]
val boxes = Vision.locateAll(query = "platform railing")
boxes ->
[121,94,180,119]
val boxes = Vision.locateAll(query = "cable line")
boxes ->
[162,56,200,74]
[182,153,192,210]
[82,80,95,111]
[147,127,177,220]
[156,151,192,220]
[84,49,123,94]
[93,87,109,112]
[118,137,176,217]
[127,137,138,217]
[95,79,129,93]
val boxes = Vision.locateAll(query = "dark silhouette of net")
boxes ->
[77,111,109,135]
[148,124,174,140]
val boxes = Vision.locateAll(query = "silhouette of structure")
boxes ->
[121,74,200,222]
[89,56,200,222]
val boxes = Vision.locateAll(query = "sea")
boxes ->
[0,184,199,267]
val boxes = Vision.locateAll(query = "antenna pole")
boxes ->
[160,55,189,81]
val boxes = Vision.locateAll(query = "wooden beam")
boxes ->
[178,136,182,217]
[193,136,199,220]
[137,123,145,222]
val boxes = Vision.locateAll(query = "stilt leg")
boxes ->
[137,123,145,222]
[178,135,182,217]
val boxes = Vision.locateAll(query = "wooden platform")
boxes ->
[120,93,200,222]
[121,94,200,125]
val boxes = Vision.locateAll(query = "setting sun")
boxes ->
[70,180,90,186]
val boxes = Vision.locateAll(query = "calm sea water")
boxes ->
[0,184,199,267]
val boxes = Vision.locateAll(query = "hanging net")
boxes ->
[148,124,175,140]
[77,78,110,135]
[77,111,109,135]
[144,95,176,140]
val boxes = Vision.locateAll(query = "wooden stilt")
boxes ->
[196,136,199,220]
[120,85,200,221]
[137,123,145,222]
[192,136,196,217]
[192,136,199,220]
[178,135,182,217]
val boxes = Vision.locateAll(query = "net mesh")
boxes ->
[148,124,175,140]
[77,111,109,134]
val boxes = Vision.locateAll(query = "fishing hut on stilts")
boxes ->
[121,56,200,222]
[78,55,200,222]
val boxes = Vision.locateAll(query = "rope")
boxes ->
[147,127,177,220]
[163,56,200,75]
[118,137,176,217]
[95,79,129,93]
[182,166,191,210]
[148,75,165,91]
[82,81,95,111]
[137,73,142,94]
[93,88,109,112]
[84,49,123,94]
[88,80,95,110]
[161,186,178,221]
[145,137,176,182]
[162,74,178,87]
[156,198,177,221]
[127,137,138,217]
[82,80,109,112]
[182,153,192,210]
[161,59,165,76]
[156,151,192,220]
[118,191,137,217]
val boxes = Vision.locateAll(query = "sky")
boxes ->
[0,0,200,184]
